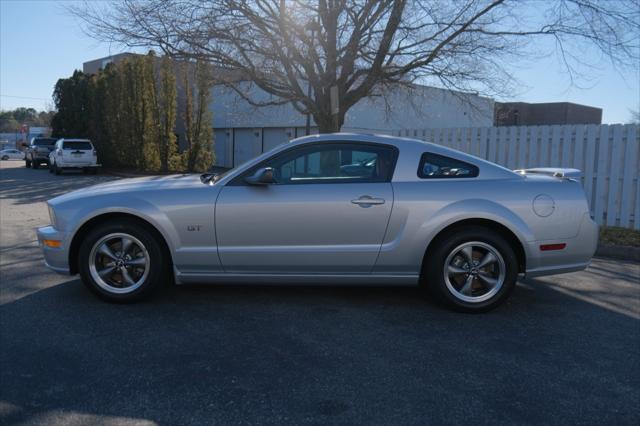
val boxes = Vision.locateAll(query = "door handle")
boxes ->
[351,195,385,206]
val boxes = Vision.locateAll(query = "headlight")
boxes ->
[48,205,57,227]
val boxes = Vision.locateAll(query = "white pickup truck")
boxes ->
[49,139,100,175]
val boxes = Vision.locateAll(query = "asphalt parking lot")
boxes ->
[1,159,639,425]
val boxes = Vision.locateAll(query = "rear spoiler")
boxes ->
[513,168,582,180]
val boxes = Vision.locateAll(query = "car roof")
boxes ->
[60,139,92,143]
[291,132,470,157]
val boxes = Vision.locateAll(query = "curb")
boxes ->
[596,244,640,262]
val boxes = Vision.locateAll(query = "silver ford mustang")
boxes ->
[37,133,598,312]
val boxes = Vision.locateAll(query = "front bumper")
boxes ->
[36,226,71,274]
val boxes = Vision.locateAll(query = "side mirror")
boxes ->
[200,173,218,185]
[245,167,276,186]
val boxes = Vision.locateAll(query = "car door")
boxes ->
[215,142,398,274]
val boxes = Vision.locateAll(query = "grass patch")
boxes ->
[599,226,640,247]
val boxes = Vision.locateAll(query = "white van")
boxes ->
[49,139,100,175]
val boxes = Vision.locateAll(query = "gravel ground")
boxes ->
[1,160,639,425]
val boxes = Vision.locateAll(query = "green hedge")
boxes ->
[51,53,214,173]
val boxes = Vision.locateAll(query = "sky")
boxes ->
[1,0,638,124]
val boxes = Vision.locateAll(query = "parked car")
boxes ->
[0,148,25,160]
[48,139,99,175]
[25,137,58,169]
[37,133,598,312]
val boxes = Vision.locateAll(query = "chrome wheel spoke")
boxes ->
[459,274,475,295]
[127,257,146,266]
[460,245,474,264]
[98,243,117,260]
[448,265,467,276]
[478,272,498,288]
[121,267,136,286]
[121,237,134,255]
[97,266,116,278]
[477,251,497,269]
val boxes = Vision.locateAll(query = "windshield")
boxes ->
[33,138,57,146]
[63,141,92,150]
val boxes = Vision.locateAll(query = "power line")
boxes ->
[0,95,51,101]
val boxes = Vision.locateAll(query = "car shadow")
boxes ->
[1,265,639,424]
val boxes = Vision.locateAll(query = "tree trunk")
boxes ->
[314,110,345,133]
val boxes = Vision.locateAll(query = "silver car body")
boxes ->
[37,133,598,285]
[0,149,25,160]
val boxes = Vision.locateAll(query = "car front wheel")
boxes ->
[78,220,168,302]
[424,226,518,312]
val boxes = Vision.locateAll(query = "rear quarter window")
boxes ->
[418,153,479,178]
[63,141,93,150]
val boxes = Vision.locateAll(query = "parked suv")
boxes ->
[25,137,58,169]
[49,139,100,175]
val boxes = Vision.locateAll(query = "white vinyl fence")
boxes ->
[393,124,640,230]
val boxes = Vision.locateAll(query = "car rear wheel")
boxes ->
[25,159,31,168]
[32,160,39,169]
[423,226,518,312]
[1,155,8,160]
[78,220,168,302]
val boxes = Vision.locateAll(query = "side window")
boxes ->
[234,143,397,185]
[418,153,479,178]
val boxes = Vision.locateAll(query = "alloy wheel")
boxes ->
[89,233,150,294]
[443,241,506,303]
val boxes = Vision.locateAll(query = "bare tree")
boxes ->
[71,0,639,133]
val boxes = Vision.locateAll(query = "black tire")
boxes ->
[1,156,8,160]
[78,219,169,302]
[32,160,39,169]
[423,226,518,313]
[25,159,31,168]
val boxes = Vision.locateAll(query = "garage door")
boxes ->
[233,129,261,167]
[262,128,289,153]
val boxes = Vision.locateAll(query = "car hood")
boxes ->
[49,174,204,205]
